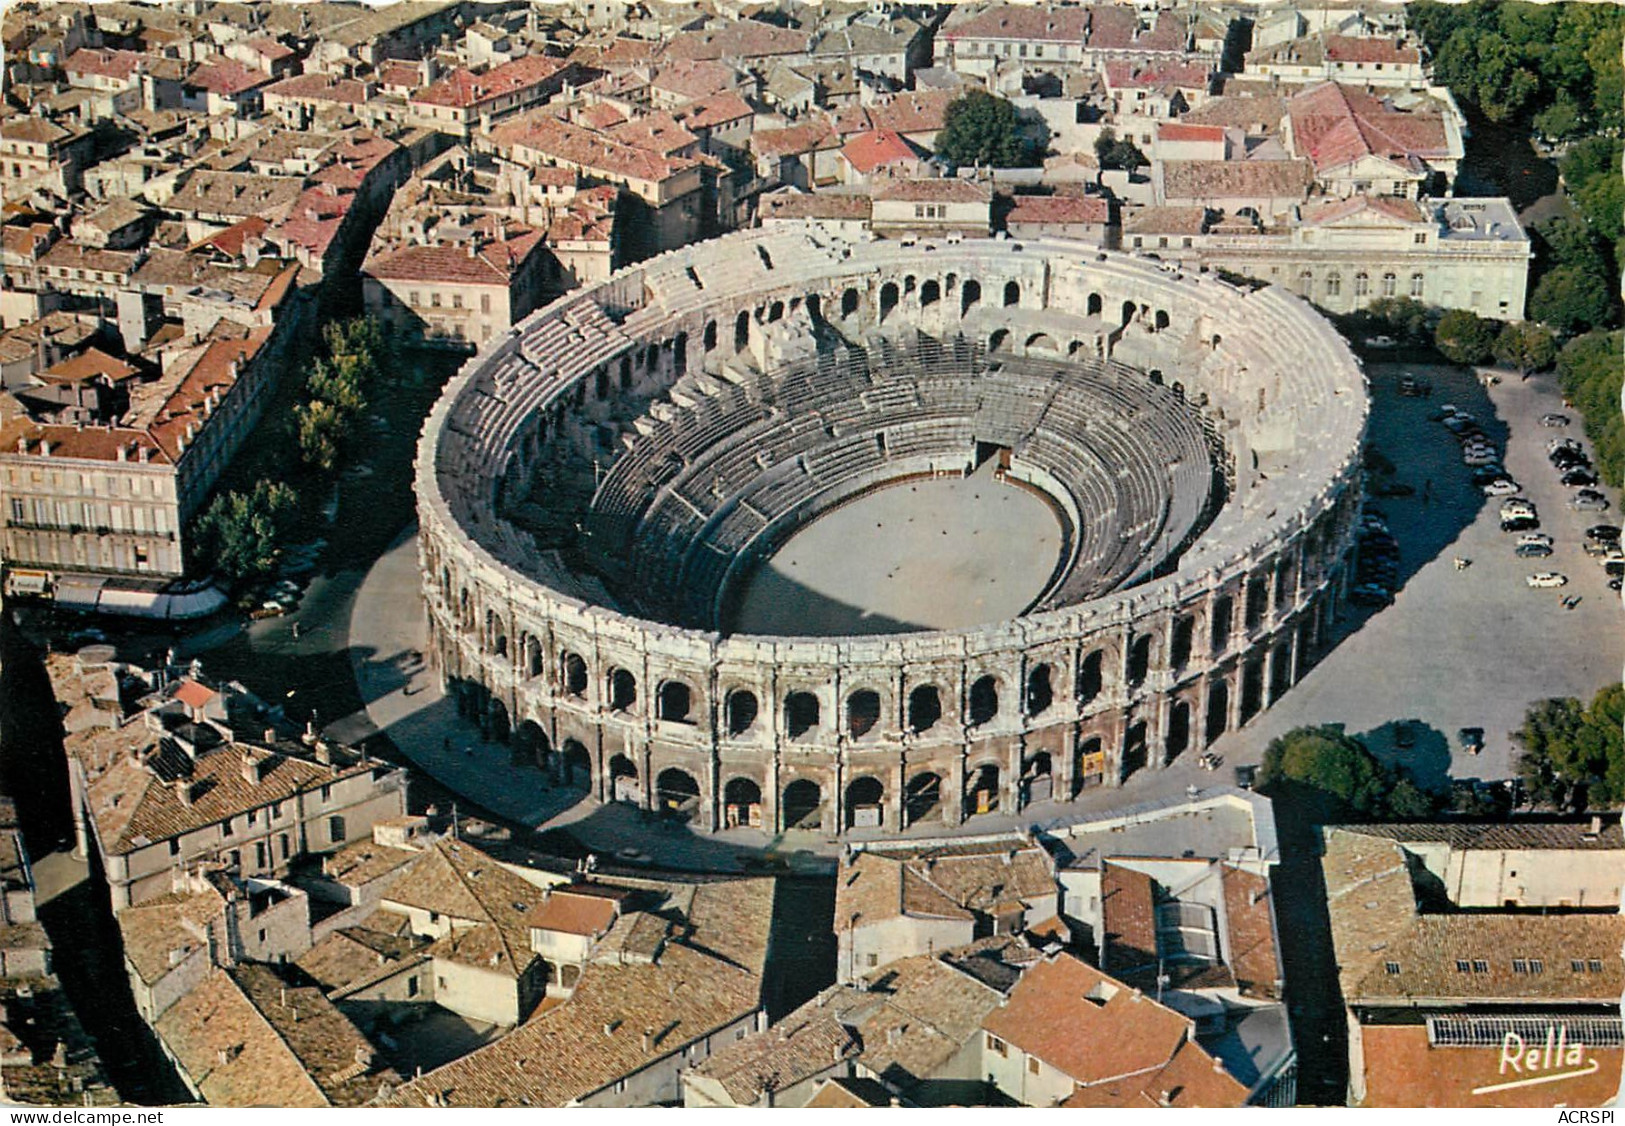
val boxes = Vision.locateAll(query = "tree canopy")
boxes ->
[1093,128,1147,172]
[1493,320,1557,375]
[1529,265,1613,334]
[936,90,1040,168]
[1433,308,1498,365]
[1517,683,1625,808]
[1556,330,1625,488]
[1259,726,1390,818]
[1410,1,1624,133]
[191,480,298,585]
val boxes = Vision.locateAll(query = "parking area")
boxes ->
[1213,360,1622,788]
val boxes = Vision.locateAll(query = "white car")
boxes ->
[1501,499,1537,517]
[1518,533,1554,548]
[1526,572,1569,589]
[1482,479,1521,496]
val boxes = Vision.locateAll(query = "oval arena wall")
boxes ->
[415,229,1368,836]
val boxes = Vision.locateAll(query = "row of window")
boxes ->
[8,497,173,535]
[400,288,495,312]
[1385,957,1607,976]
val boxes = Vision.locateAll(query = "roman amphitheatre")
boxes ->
[415,228,1368,837]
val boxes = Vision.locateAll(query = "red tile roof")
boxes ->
[872,178,990,204]
[1358,1025,1624,1108]
[1158,122,1226,144]
[411,54,571,109]
[38,348,137,385]
[1007,194,1109,226]
[1324,35,1421,65]
[1062,1038,1249,1107]
[187,58,271,97]
[489,114,698,185]
[946,7,1090,44]
[1288,82,1451,174]
[662,19,810,62]
[64,48,145,82]
[1101,863,1158,974]
[172,678,219,710]
[530,889,620,937]
[841,129,921,175]
[364,231,544,286]
[983,954,1194,1085]
[1104,61,1211,91]
[750,120,836,160]
[263,72,371,106]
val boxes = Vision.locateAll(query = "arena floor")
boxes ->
[728,462,1065,636]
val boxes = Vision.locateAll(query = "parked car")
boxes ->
[1517,533,1554,547]
[1500,498,1537,518]
[1562,468,1599,487]
[1502,515,1541,533]
[1605,560,1625,579]
[1526,572,1569,588]
[1540,413,1571,427]
[1463,448,1499,467]
[1586,524,1621,542]
[1570,490,1611,512]
[1515,542,1554,558]
[1483,478,1521,496]
[1471,464,1508,486]
[1457,727,1485,755]
[1370,336,1399,350]
[1549,437,1583,454]
[1234,764,1258,790]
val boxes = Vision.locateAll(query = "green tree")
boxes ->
[1574,173,1624,245]
[1556,331,1625,488]
[1531,92,1583,141]
[1387,777,1439,820]
[1433,308,1498,365]
[937,90,1036,168]
[296,399,347,473]
[1361,296,1431,341]
[1517,685,1625,808]
[307,357,366,419]
[1530,266,1612,334]
[1539,215,1608,277]
[1259,726,1388,818]
[192,480,298,584]
[1492,321,1557,376]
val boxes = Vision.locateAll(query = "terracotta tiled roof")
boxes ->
[864,89,954,137]
[750,120,836,160]
[530,888,619,937]
[1007,194,1109,226]
[386,941,763,1107]
[649,60,741,103]
[64,47,145,81]
[872,178,991,204]
[1357,1025,1625,1108]
[296,919,426,995]
[411,55,571,109]
[662,19,810,63]
[1159,159,1313,202]
[380,838,547,978]
[759,191,871,222]
[38,240,139,277]
[1101,863,1158,974]
[1221,865,1280,1000]
[1324,35,1420,64]
[840,129,920,175]
[116,887,226,986]
[262,72,372,106]
[363,231,543,286]
[37,348,137,385]
[1346,819,1625,851]
[945,6,1090,44]
[983,954,1194,1086]
[187,58,270,96]
[1288,82,1451,173]
[1104,61,1211,91]
[1061,1037,1249,1107]
[1182,94,1287,134]
[489,114,698,185]
[1158,122,1226,144]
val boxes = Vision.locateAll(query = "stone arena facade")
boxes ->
[415,228,1368,837]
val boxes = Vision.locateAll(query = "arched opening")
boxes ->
[785,691,820,738]
[989,328,1010,352]
[969,675,999,726]
[920,278,940,307]
[1149,368,1164,386]
[1170,616,1195,671]
[703,320,717,351]
[782,779,822,830]
[907,685,942,733]
[619,354,631,386]
[1123,722,1148,777]
[904,772,942,826]
[1154,309,1169,332]
[1121,300,1136,325]
[1269,641,1293,703]
[846,689,881,738]
[609,754,638,802]
[768,299,784,323]
[1025,332,1056,352]
[562,652,588,697]
[608,668,636,712]
[1077,650,1104,706]
[526,637,543,678]
[903,275,916,295]
[1166,700,1191,761]
[655,767,700,822]
[845,776,885,829]
[1205,680,1229,745]
[595,368,610,400]
[725,689,758,737]
[1087,292,1103,317]
[488,698,509,743]
[879,281,899,321]
[1022,751,1054,803]
[841,287,859,318]
[516,720,550,768]
[673,331,688,375]
[658,681,693,723]
[562,740,592,789]
[1127,634,1152,688]
[1003,280,1020,307]
[1245,575,1268,630]
[806,293,821,319]
[961,279,981,314]
[965,763,1000,817]
[1026,664,1054,715]
[1211,595,1233,652]
[1240,657,1265,724]
[723,777,762,829]
[1077,736,1105,792]
[734,310,750,351]
[1274,558,1293,606]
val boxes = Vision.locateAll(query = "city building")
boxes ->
[1323,821,1625,1107]
[362,229,549,350]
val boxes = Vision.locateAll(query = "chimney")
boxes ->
[172,777,194,807]
[263,727,277,745]
[1589,815,1603,835]
[641,1029,652,1052]
[38,439,51,457]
